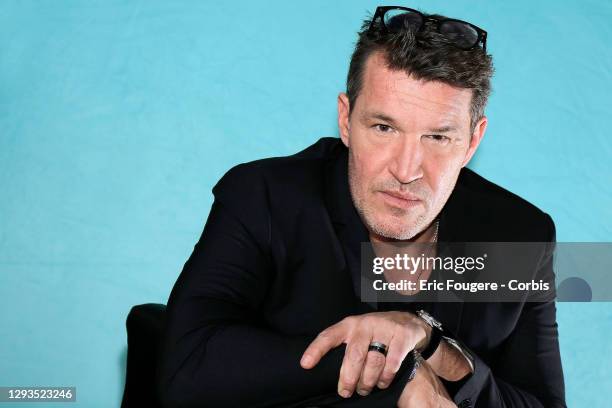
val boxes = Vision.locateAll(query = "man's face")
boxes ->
[338,51,487,241]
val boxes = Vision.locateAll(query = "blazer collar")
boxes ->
[323,142,362,228]
[323,144,370,307]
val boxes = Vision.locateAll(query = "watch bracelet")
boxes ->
[407,349,425,382]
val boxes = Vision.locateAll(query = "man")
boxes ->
[158,6,565,407]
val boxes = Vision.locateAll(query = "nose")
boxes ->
[388,136,424,184]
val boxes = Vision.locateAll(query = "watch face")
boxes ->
[418,310,443,329]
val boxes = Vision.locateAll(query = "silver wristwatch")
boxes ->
[416,309,443,330]
[416,309,475,373]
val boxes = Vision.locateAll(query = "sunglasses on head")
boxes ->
[368,6,487,52]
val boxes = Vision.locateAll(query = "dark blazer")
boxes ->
[158,137,565,408]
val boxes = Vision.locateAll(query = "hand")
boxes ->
[300,311,431,398]
[397,359,456,407]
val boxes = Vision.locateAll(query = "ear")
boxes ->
[461,116,488,168]
[337,92,351,147]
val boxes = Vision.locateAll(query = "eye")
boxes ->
[424,134,451,144]
[373,124,394,133]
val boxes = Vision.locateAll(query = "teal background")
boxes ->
[0,1,610,406]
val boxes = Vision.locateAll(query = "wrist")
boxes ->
[431,338,473,381]
[415,318,432,351]
[415,309,444,360]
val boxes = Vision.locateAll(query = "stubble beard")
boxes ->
[347,154,433,241]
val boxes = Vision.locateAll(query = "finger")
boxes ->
[355,329,393,396]
[355,345,387,396]
[301,324,344,369]
[377,329,414,389]
[338,327,371,398]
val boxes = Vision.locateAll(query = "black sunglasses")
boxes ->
[368,6,487,52]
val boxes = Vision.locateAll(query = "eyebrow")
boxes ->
[361,111,399,126]
[427,125,457,133]
[361,111,458,133]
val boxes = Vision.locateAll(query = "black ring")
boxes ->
[368,342,388,357]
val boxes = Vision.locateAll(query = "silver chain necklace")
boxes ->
[431,219,440,243]
[411,219,439,288]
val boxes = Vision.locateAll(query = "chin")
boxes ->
[354,196,428,240]
[368,215,421,240]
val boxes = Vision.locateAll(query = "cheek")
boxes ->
[423,156,463,197]
[352,145,387,191]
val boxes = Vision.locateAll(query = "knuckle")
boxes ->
[349,346,367,363]
[368,352,386,368]
[343,315,357,325]
[361,376,376,389]
[341,370,358,386]
[385,355,401,370]
[360,315,373,325]
[317,329,332,340]
[383,368,398,383]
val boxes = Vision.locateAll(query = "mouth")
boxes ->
[378,190,422,209]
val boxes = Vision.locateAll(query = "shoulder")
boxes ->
[213,137,344,217]
[447,168,555,242]
[212,137,341,202]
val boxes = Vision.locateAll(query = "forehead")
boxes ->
[358,52,472,125]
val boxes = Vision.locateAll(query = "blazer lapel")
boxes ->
[323,145,373,310]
